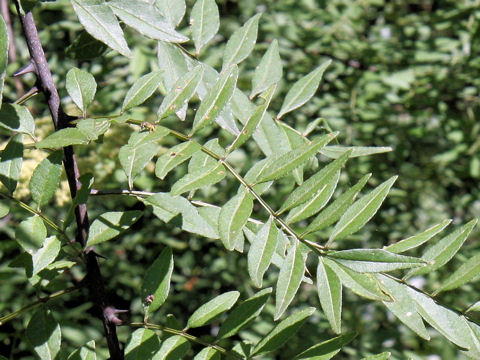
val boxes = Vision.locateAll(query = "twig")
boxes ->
[13,3,123,359]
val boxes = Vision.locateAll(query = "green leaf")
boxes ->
[0,15,8,109]
[361,353,391,360]
[294,332,356,360]
[0,103,35,137]
[228,84,276,153]
[155,0,186,27]
[15,215,47,254]
[305,174,371,236]
[188,138,225,173]
[320,146,393,159]
[327,249,426,273]
[158,65,204,120]
[328,176,398,243]
[405,219,477,278]
[385,219,452,254]
[68,340,96,360]
[0,202,9,218]
[170,162,226,196]
[435,253,480,294]
[66,67,97,115]
[324,258,390,301]
[217,288,272,340]
[142,247,174,313]
[32,236,60,276]
[155,335,190,360]
[277,60,331,119]
[77,118,110,141]
[143,192,218,239]
[122,72,163,112]
[285,172,339,224]
[191,65,238,135]
[248,217,278,287]
[243,158,273,194]
[190,0,219,54]
[407,286,477,350]
[36,128,89,149]
[71,0,131,57]
[108,0,188,43]
[124,328,160,360]
[218,190,253,250]
[157,41,189,91]
[317,257,342,334]
[30,151,63,207]
[279,151,351,214]
[155,141,200,180]
[250,39,282,99]
[193,347,220,360]
[86,210,143,247]
[375,274,430,340]
[251,307,315,357]
[186,291,240,329]
[0,134,23,193]
[119,130,168,189]
[275,241,310,320]
[257,133,337,183]
[222,13,262,69]
[26,308,61,360]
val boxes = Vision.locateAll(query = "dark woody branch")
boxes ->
[13,3,123,359]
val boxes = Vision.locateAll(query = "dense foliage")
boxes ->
[0,0,479,359]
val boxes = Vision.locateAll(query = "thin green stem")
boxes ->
[130,322,244,360]
[0,284,81,326]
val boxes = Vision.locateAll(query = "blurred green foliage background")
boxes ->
[1,0,479,358]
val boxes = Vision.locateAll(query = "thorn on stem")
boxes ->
[104,307,129,325]
[13,60,36,77]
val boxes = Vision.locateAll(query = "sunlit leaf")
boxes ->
[320,145,392,159]
[190,0,219,54]
[277,60,331,119]
[218,189,253,250]
[222,13,262,69]
[251,307,315,356]
[193,347,220,360]
[248,217,278,287]
[385,219,452,254]
[155,0,186,27]
[155,141,200,180]
[158,65,204,119]
[86,211,143,247]
[0,104,35,138]
[32,236,61,276]
[186,291,240,329]
[15,215,46,254]
[217,288,272,340]
[36,128,89,149]
[108,0,188,43]
[405,219,477,278]
[155,335,190,360]
[66,67,97,116]
[157,41,189,91]
[124,328,160,360]
[68,340,96,360]
[305,174,371,236]
[191,65,238,134]
[26,308,61,360]
[324,258,390,301]
[250,39,282,99]
[0,15,8,109]
[122,72,163,112]
[228,84,276,153]
[30,151,63,207]
[0,134,23,193]
[257,133,337,183]
[275,240,310,320]
[294,332,356,360]
[327,249,426,273]
[434,253,480,295]
[142,247,174,313]
[375,274,430,340]
[119,130,168,189]
[71,0,131,57]
[170,162,226,196]
[329,176,397,243]
[317,257,342,334]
